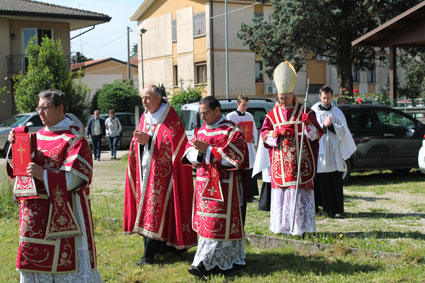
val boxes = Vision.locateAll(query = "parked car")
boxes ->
[340,104,425,182]
[85,112,136,150]
[0,112,83,156]
[181,99,275,141]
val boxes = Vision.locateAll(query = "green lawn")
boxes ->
[2,158,425,282]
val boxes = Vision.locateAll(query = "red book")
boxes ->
[12,127,36,176]
[238,121,254,143]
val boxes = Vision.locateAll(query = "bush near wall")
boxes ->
[94,80,141,113]
[170,86,203,115]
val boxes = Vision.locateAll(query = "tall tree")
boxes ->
[14,37,90,119]
[131,43,138,57]
[237,0,421,93]
[71,51,93,64]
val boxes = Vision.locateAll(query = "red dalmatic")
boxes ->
[123,104,197,249]
[261,102,322,188]
[7,125,97,273]
[183,119,249,240]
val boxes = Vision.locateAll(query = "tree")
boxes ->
[13,37,90,119]
[94,80,141,113]
[170,87,203,115]
[71,51,93,64]
[131,43,138,57]
[237,0,421,93]
[398,49,425,99]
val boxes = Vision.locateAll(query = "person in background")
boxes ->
[7,89,102,282]
[86,110,105,161]
[105,109,122,159]
[183,96,249,279]
[311,85,356,218]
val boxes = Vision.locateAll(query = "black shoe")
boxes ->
[134,257,153,266]
[247,196,257,203]
[188,263,209,279]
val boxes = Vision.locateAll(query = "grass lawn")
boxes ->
[1,155,425,282]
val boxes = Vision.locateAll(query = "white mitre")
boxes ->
[273,61,297,93]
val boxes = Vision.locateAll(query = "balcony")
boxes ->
[6,54,71,77]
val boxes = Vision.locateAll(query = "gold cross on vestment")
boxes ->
[17,143,26,164]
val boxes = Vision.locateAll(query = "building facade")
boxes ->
[131,0,397,102]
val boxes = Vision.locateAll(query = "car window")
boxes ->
[376,109,416,129]
[181,110,200,131]
[344,110,373,130]
[127,114,135,126]
[28,115,43,127]
[0,115,31,127]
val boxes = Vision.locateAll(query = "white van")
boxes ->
[181,99,275,141]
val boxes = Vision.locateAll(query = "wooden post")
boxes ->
[389,46,397,106]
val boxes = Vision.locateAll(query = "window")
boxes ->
[193,13,205,37]
[254,13,264,19]
[367,68,375,83]
[173,65,178,87]
[22,28,52,71]
[172,19,177,42]
[195,62,207,84]
[255,62,263,83]
[376,110,416,130]
[352,65,359,82]
[247,108,267,129]
[344,110,373,130]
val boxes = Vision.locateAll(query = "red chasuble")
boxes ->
[7,125,97,273]
[261,102,322,189]
[123,104,197,249]
[183,119,249,240]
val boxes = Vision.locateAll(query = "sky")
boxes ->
[41,0,143,62]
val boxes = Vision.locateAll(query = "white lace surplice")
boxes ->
[270,188,316,236]
[192,237,246,271]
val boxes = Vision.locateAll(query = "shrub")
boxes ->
[94,80,141,113]
[170,86,203,115]
[14,37,90,120]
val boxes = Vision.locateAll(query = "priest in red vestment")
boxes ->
[6,89,102,282]
[123,85,197,265]
[260,61,323,236]
[182,96,249,279]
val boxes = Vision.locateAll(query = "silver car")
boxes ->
[0,112,83,156]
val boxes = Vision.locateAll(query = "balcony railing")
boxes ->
[6,54,71,76]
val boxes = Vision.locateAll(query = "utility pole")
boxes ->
[225,0,229,99]
[140,28,147,89]
[127,26,131,81]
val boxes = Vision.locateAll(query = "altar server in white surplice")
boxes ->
[311,85,356,218]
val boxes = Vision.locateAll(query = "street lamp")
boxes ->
[140,28,147,89]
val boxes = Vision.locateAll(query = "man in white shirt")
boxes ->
[105,109,122,159]
[311,86,357,218]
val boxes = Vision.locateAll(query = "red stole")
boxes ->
[184,119,248,240]
[265,103,321,188]
[123,104,197,249]
[7,126,96,273]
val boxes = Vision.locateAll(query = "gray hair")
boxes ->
[38,89,67,112]
[150,85,162,97]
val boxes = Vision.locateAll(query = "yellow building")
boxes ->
[131,0,388,100]
[0,0,110,121]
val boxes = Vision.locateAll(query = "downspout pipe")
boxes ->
[70,25,95,40]
[210,1,215,97]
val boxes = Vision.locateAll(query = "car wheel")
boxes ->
[342,158,352,184]
[3,142,10,157]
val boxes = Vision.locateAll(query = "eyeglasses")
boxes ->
[35,105,55,113]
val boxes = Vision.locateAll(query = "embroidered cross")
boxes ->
[17,143,26,163]
[208,186,217,196]
[242,125,250,139]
